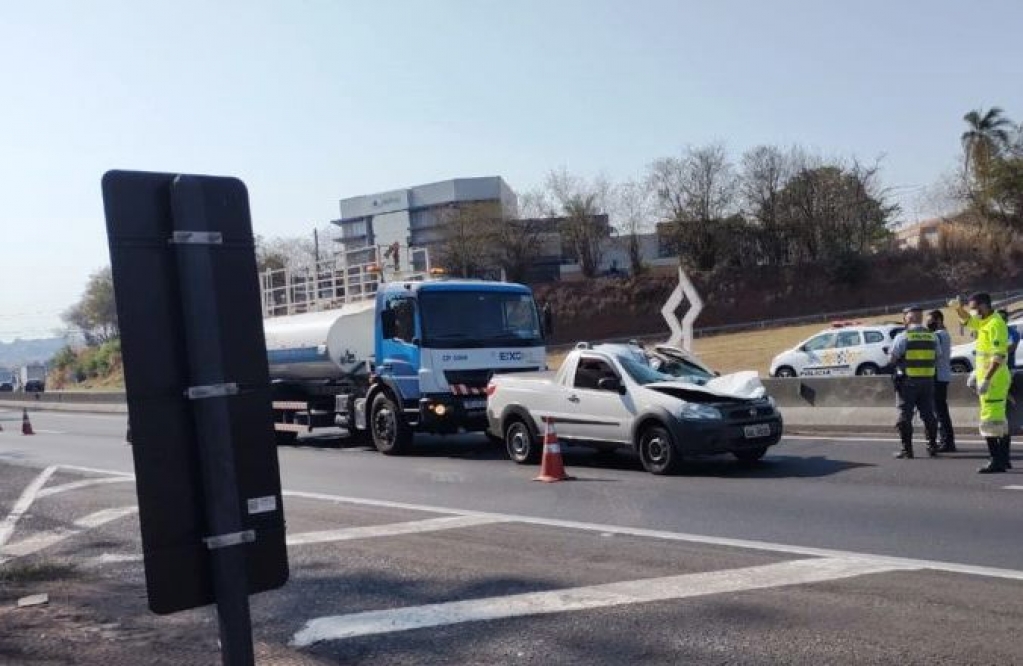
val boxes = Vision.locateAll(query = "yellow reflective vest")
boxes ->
[903,329,937,378]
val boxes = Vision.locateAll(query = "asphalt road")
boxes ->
[2,407,1023,664]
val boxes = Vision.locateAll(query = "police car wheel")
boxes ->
[855,363,880,376]
[774,366,796,378]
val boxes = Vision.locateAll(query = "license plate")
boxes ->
[463,399,487,410]
[743,424,771,438]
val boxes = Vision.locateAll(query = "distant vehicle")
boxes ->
[770,323,905,378]
[19,364,46,392]
[949,319,1023,374]
[486,342,782,474]
[263,244,547,453]
[0,368,14,391]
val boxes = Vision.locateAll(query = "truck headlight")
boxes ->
[678,403,722,420]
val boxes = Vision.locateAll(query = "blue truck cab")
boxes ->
[366,279,546,453]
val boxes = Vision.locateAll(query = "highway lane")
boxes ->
[1,408,1021,571]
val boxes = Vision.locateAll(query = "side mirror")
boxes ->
[380,310,396,339]
[598,377,626,394]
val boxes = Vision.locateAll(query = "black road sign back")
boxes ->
[102,170,288,615]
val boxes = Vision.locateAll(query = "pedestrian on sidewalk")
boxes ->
[889,306,940,459]
[926,309,956,452]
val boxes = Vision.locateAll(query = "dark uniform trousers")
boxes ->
[933,380,955,448]
[896,377,938,447]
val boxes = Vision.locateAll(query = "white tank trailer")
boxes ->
[263,300,376,381]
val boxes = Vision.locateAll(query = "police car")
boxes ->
[949,318,1023,373]
[770,323,905,378]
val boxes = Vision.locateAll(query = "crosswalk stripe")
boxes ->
[0,506,137,563]
[292,557,910,646]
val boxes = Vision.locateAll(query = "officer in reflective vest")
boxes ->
[888,305,940,459]
[952,293,1012,473]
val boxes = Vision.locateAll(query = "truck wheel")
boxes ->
[371,392,413,455]
[733,447,767,463]
[638,424,681,475]
[504,418,540,464]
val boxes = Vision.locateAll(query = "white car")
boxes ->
[770,324,904,378]
[949,319,1023,374]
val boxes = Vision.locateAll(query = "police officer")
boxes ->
[953,294,1012,473]
[926,309,956,452]
[889,305,940,459]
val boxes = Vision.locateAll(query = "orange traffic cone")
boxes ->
[534,417,573,483]
[22,408,34,436]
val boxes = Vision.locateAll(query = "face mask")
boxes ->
[969,309,980,318]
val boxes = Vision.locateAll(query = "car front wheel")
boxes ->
[774,366,797,378]
[638,424,682,475]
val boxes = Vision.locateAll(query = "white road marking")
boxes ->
[37,476,135,498]
[286,515,507,546]
[0,506,138,563]
[282,489,1023,582]
[31,429,68,435]
[292,557,910,646]
[1003,485,1023,491]
[6,466,1019,582]
[90,553,143,566]
[59,465,133,478]
[0,465,57,550]
[784,434,989,445]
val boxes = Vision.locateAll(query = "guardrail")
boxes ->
[0,391,126,404]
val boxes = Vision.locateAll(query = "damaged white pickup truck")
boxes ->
[485,343,783,475]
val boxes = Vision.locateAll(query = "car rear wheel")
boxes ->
[774,366,797,378]
[638,424,681,475]
[733,447,768,463]
[505,418,540,464]
[855,362,880,376]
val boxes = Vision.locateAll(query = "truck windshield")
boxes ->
[419,290,543,348]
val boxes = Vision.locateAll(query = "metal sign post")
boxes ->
[102,171,288,666]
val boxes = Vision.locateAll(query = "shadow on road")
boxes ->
[285,433,871,479]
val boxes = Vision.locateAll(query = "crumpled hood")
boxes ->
[646,371,767,401]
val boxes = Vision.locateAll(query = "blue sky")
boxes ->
[2,0,1021,340]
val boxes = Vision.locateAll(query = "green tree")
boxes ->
[962,107,1014,192]
[62,267,118,346]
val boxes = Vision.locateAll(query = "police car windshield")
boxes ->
[419,291,543,348]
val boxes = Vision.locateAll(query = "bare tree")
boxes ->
[739,145,795,265]
[647,144,737,271]
[612,179,655,275]
[545,168,611,278]
[436,202,501,278]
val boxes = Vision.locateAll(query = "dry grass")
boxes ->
[549,307,981,376]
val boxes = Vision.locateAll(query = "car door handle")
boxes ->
[568,395,580,403]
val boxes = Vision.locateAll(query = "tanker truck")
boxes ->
[262,246,547,454]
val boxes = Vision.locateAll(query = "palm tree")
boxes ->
[961,107,1014,185]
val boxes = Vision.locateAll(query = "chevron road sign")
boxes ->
[661,267,703,351]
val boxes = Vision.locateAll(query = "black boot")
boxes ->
[895,423,913,459]
[1003,437,1012,469]
[978,437,1007,474]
